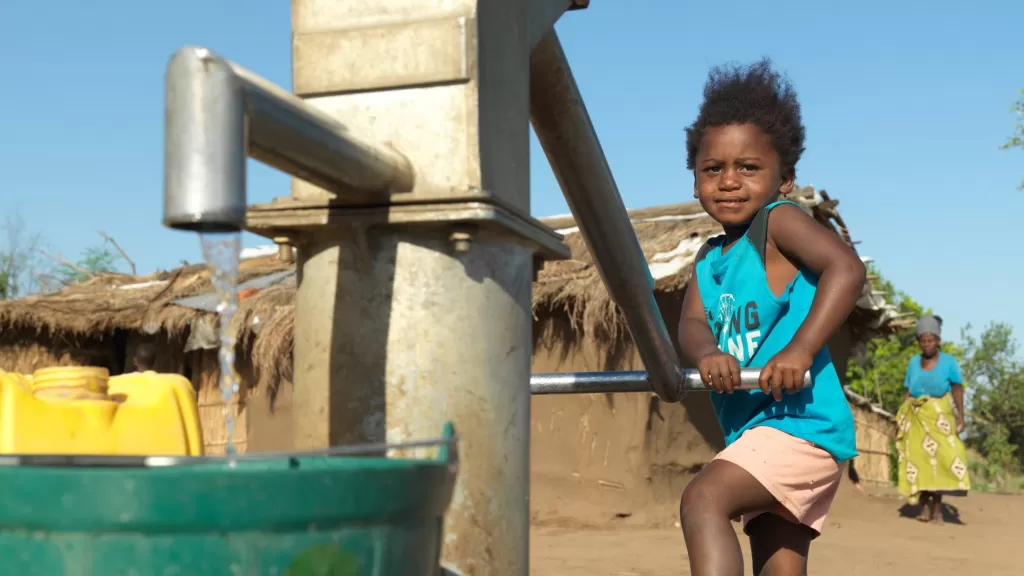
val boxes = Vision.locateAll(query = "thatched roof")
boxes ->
[0,257,293,343]
[0,187,898,390]
[533,187,896,340]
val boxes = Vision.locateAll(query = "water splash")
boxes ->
[200,232,242,457]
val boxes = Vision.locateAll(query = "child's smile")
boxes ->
[713,196,749,210]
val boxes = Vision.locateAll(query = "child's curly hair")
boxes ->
[685,58,805,179]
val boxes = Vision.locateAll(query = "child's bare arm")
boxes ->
[678,269,718,364]
[768,204,866,354]
[759,204,866,398]
[679,266,741,393]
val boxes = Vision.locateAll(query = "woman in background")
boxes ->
[895,314,970,523]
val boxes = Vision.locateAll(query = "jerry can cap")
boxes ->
[31,366,110,399]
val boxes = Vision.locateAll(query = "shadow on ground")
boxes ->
[897,502,965,525]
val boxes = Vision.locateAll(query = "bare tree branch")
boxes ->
[1,212,47,298]
[97,230,137,276]
[34,273,71,291]
[36,248,95,279]
[35,272,70,285]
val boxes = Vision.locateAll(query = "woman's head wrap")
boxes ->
[916,314,943,338]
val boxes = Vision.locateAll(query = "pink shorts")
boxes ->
[713,426,842,535]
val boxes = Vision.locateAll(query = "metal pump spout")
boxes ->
[162,46,415,233]
[163,47,246,233]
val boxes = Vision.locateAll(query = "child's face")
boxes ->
[693,124,794,228]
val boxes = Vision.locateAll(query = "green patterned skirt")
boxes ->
[895,393,970,505]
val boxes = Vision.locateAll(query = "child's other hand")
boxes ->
[698,352,741,394]
[759,347,814,400]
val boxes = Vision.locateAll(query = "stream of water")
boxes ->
[200,232,242,457]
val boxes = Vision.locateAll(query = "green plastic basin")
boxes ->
[0,425,457,575]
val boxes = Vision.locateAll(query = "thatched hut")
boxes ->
[844,388,897,486]
[0,187,897,507]
[0,256,293,454]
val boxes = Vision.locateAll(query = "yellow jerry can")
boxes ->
[0,366,203,456]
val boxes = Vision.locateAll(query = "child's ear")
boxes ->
[779,175,795,196]
[693,179,699,199]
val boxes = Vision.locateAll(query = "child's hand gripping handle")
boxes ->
[682,368,811,392]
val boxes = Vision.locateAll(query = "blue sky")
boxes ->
[1,0,1021,345]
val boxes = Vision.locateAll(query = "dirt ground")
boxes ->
[530,481,1024,575]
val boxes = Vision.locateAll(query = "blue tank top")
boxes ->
[694,200,858,463]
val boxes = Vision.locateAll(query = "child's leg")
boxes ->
[932,493,943,523]
[682,427,841,576]
[680,460,780,576]
[748,513,815,576]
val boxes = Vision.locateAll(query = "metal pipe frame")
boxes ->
[163,46,414,233]
[530,369,813,396]
[529,31,684,403]
[160,3,715,573]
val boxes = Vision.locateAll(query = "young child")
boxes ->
[132,343,157,372]
[677,59,866,576]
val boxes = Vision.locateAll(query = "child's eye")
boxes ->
[739,164,759,173]
[703,166,722,174]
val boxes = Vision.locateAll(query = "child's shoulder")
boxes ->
[694,235,726,264]
[763,200,815,231]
